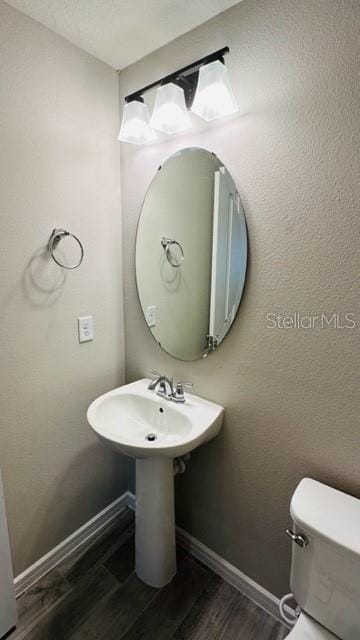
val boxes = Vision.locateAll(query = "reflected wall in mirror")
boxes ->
[135,148,248,361]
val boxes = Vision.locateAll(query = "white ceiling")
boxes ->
[5,0,242,69]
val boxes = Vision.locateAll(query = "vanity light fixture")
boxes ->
[117,99,156,145]
[191,59,238,121]
[118,47,237,144]
[150,83,191,134]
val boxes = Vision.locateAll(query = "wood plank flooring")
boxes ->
[9,508,288,640]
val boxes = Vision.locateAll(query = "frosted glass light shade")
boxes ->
[118,100,156,145]
[150,83,191,135]
[191,60,238,121]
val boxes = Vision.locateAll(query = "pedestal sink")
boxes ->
[87,378,224,587]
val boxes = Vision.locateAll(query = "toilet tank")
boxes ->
[289,478,360,640]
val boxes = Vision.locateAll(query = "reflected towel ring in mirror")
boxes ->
[48,228,84,269]
[161,237,184,268]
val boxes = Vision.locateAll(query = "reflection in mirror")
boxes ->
[136,148,247,361]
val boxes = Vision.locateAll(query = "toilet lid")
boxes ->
[287,613,338,640]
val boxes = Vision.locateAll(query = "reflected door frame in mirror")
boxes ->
[135,147,248,361]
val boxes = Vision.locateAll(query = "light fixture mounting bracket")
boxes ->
[124,47,230,108]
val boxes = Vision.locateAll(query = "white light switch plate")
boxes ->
[78,316,94,343]
[145,305,156,328]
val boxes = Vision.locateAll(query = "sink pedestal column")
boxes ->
[135,458,176,588]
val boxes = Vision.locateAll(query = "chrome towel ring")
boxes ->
[161,237,184,268]
[48,228,84,269]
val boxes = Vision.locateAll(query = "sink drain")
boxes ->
[145,433,157,442]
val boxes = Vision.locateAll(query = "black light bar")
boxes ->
[124,47,230,108]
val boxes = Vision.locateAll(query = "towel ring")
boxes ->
[161,237,184,268]
[48,228,84,269]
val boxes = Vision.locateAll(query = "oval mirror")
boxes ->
[135,148,247,361]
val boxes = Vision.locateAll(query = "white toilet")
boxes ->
[283,478,360,639]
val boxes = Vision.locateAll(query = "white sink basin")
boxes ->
[87,378,224,589]
[87,378,224,459]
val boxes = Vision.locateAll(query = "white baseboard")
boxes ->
[14,489,289,625]
[176,526,283,621]
[126,491,136,510]
[14,491,132,598]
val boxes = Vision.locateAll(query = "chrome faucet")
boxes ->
[148,371,174,398]
[148,371,193,403]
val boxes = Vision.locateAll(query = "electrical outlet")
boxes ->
[145,305,156,328]
[78,316,94,343]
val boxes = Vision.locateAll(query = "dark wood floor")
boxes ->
[10,508,288,640]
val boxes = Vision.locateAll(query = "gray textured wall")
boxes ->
[0,1,128,575]
[120,0,360,596]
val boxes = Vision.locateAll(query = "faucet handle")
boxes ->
[175,380,193,395]
[177,380,193,389]
[172,380,193,403]
[151,370,162,379]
